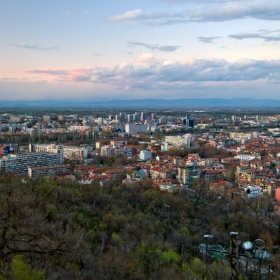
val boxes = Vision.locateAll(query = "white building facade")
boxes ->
[125,124,148,134]
[139,149,152,161]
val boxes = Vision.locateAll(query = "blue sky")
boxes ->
[1,0,280,101]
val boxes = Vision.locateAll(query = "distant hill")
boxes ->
[1,98,280,108]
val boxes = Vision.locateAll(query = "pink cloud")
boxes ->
[25,68,93,82]
[134,53,154,63]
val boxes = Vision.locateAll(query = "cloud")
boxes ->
[109,1,280,25]
[92,53,104,57]
[134,53,154,63]
[13,43,59,51]
[0,77,48,84]
[229,31,280,42]
[109,9,184,22]
[198,36,220,43]
[24,59,280,91]
[157,0,237,3]
[127,41,180,52]
[25,68,93,82]
[187,1,280,22]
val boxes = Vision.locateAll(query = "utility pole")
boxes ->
[229,232,239,280]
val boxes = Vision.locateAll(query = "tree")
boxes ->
[0,175,83,267]
[0,255,46,280]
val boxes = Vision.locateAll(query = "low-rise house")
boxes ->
[150,167,172,180]
[209,180,233,195]
[127,167,147,179]
[119,147,132,157]
[158,183,182,193]
[102,169,125,179]
[111,139,127,147]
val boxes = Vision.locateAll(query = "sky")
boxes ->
[1,0,280,101]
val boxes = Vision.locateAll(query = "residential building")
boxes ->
[229,132,254,141]
[43,115,51,122]
[63,146,88,161]
[101,145,116,156]
[235,166,268,186]
[110,139,127,147]
[125,124,148,134]
[202,169,223,182]
[95,139,110,149]
[234,153,261,161]
[150,167,172,180]
[10,115,22,123]
[178,164,200,185]
[0,152,62,174]
[28,164,71,179]
[35,144,87,161]
[164,135,190,148]
[119,147,132,157]
[30,127,40,138]
[139,149,152,161]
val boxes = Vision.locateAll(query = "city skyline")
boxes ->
[1,0,280,101]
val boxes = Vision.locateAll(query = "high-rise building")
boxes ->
[183,116,194,128]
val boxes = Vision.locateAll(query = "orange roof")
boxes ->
[75,165,97,170]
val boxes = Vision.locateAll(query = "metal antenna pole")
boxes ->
[230,232,239,280]
[204,234,215,261]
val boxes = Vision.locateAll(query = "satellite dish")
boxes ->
[254,239,265,250]
[243,241,254,252]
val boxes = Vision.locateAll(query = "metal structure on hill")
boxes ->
[199,232,274,280]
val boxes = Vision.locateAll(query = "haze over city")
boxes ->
[1,0,280,101]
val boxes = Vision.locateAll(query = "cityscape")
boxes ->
[0,107,280,278]
[1,0,280,279]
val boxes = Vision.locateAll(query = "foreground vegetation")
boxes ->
[0,175,279,279]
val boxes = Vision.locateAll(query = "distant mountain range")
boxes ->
[1,98,280,108]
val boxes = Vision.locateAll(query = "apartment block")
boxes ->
[150,167,172,180]
[35,144,87,161]
[178,164,200,185]
[28,164,71,179]
[43,115,51,122]
[0,152,63,174]
[63,146,88,161]
[139,149,152,161]
[110,139,127,147]
[201,169,223,182]
[100,145,116,157]
[10,115,22,123]
[125,124,148,134]
[164,135,190,148]
[235,166,268,186]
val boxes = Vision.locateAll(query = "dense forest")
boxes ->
[0,175,279,279]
